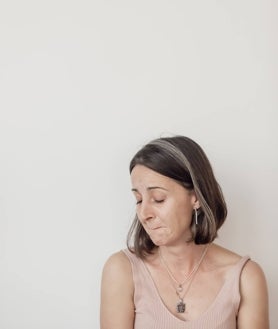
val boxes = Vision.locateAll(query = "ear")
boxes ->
[191,191,200,209]
[194,200,200,210]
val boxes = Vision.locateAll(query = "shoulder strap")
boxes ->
[232,256,251,314]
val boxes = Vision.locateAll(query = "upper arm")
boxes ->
[100,251,135,329]
[237,260,269,329]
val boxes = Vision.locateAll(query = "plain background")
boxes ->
[0,1,277,328]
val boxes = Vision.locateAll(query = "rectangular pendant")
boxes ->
[176,300,186,313]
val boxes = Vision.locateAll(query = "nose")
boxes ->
[137,200,155,222]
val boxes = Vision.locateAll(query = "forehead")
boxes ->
[130,165,176,189]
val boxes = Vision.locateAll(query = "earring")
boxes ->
[194,208,198,225]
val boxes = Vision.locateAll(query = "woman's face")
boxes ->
[130,165,199,246]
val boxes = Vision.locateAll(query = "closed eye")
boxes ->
[155,199,165,203]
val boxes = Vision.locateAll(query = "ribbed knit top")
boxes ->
[122,248,250,329]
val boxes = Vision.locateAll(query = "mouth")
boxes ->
[148,226,162,231]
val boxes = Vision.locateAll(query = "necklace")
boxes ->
[159,245,209,313]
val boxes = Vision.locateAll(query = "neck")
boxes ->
[158,243,209,275]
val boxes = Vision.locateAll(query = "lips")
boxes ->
[147,226,162,230]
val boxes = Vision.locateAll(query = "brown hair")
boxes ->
[127,136,227,258]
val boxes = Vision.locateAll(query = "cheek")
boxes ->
[136,213,148,228]
[136,215,143,225]
[136,208,146,220]
[170,205,192,227]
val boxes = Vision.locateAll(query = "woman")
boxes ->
[100,136,269,329]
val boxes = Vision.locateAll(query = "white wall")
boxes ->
[0,1,277,328]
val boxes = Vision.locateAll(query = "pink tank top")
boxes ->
[123,248,250,329]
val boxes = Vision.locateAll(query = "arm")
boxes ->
[100,251,135,329]
[237,260,269,329]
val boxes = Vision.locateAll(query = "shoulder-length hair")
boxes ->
[127,136,227,258]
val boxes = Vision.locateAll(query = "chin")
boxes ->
[150,237,169,246]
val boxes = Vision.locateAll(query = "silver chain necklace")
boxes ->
[159,245,209,313]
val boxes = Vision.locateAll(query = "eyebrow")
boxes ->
[131,186,168,192]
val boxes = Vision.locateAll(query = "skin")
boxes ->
[100,165,269,329]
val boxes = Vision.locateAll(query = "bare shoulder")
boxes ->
[209,243,266,276]
[239,257,268,305]
[237,259,269,328]
[100,250,135,329]
[210,244,269,328]
[208,243,267,290]
[101,250,134,298]
[241,258,266,276]
[206,243,242,268]
[102,250,133,278]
